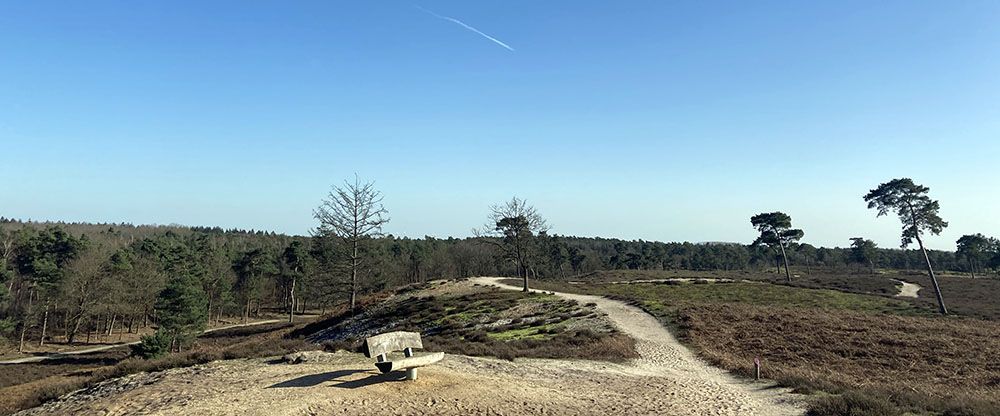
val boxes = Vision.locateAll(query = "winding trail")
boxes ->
[892,279,922,298]
[0,319,284,365]
[470,277,803,415]
[15,282,804,415]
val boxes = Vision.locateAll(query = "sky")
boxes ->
[1,1,998,250]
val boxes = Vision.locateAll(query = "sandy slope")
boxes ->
[471,277,803,415]
[892,279,922,298]
[18,280,804,415]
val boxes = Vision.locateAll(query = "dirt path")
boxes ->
[892,279,921,298]
[16,282,804,415]
[0,320,284,365]
[471,277,802,415]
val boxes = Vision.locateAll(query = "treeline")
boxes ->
[0,216,990,353]
[0,223,306,354]
[547,237,971,274]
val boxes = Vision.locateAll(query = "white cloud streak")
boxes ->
[416,5,515,52]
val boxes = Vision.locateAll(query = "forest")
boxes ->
[1,178,997,356]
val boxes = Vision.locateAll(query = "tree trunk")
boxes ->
[68,316,83,344]
[288,275,296,323]
[18,320,28,352]
[516,239,528,292]
[916,235,948,315]
[107,314,116,337]
[351,239,358,315]
[244,298,250,324]
[778,243,792,283]
[520,262,528,292]
[39,303,50,346]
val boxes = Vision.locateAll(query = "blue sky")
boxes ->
[2,1,998,250]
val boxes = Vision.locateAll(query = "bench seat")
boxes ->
[374,351,445,373]
[364,331,443,380]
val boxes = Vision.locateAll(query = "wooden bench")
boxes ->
[363,331,444,380]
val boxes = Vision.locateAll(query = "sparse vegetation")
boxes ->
[304,283,637,362]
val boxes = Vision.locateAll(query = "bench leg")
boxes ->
[406,368,417,381]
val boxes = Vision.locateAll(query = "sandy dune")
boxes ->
[18,279,804,415]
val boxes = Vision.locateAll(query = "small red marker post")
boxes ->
[754,357,761,381]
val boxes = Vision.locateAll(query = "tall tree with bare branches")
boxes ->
[477,197,549,292]
[313,176,389,313]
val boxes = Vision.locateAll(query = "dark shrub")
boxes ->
[130,330,171,359]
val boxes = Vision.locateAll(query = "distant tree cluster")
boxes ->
[955,233,1000,279]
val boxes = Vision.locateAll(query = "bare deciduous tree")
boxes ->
[477,197,549,292]
[61,248,111,343]
[314,176,389,313]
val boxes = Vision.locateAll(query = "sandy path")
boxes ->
[470,277,802,415]
[17,282,803,415]
[0,320,283,365]
[892,279,921,298]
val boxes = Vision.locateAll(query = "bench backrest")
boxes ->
[363,331,423,358]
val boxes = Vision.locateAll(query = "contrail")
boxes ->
[416,5,515,52]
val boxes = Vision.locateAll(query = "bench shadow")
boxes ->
[331,371,408,389]
[267,369,369,388]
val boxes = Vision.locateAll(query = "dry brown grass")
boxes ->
[678,304,1000,415]
[897,274,1000,320]
[525,275,1000,414]
[0,350,128,389]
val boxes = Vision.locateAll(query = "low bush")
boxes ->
[130,330,171,359]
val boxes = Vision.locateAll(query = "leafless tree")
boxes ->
[60,248,112,343]
[313,176,389,313]
[476,197,549,292]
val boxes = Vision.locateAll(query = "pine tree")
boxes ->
[152,273,208,353]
